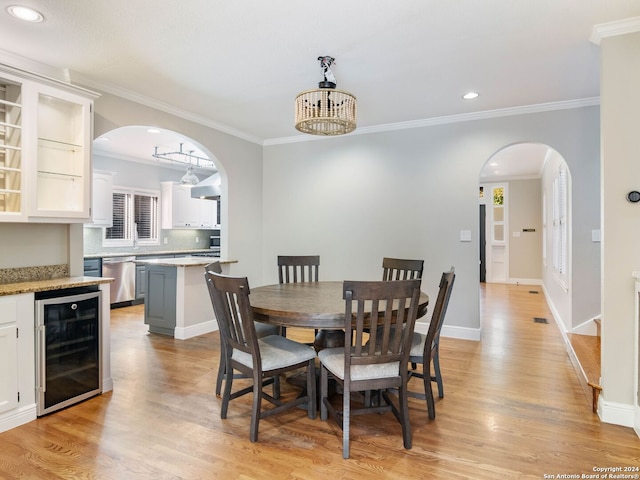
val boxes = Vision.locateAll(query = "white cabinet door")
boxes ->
[172,184,200,227]
[89,171,113,227]
[0,305,18,415]
[198,199,216,228]
[28,83,93,221]
[162,182,215,229]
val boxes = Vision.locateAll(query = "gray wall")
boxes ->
[90,90,265,286]
[263,106,601,338]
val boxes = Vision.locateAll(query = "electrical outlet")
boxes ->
[195,237,199,243]
[163,237,168,245]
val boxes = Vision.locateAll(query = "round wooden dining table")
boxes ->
[250,281,430,341]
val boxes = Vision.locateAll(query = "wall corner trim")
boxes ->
[590,16,640,46]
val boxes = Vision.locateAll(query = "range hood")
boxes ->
[190,174,221,200]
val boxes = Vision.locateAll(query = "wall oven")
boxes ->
[35,287,102,416]
[210,230,220,255]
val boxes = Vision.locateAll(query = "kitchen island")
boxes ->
[135,257,236,339]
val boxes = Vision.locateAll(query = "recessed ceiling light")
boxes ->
[147,128,161,134]
[6,5,44,22]
[462,92,479,100]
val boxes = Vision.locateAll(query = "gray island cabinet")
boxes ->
[136,257,236,339]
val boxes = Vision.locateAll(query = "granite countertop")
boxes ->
[136,257,237,267]
[0,276,113,296]
[84,249,218,259]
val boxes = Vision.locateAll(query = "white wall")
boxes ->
[600,31,640,420]
[263,107,601,339]
[541,154,572,332]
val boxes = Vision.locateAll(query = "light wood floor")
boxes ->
[1,283,638,479]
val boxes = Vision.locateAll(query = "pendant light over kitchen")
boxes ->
[152,143,216,185]
[179,165,199,185]
[295,56,357,136]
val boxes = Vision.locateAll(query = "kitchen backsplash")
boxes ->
[83,228,217,255]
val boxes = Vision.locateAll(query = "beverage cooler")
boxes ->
[35,287,102,416]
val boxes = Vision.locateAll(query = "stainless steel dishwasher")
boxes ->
[102,256,136,305]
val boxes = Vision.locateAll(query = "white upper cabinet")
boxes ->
[0,65,98,223]
[161,181,217,229]
[88,170,113,227]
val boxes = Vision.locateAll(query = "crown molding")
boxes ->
[0,48,67,81]
[0,49,600,148]
[263,97,600,146]
[70,71,264,146]
[590,16,640,45]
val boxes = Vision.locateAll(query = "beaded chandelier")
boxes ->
[294,56,357,136]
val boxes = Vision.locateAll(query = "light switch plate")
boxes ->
[460,230,472,242]
[592,229,601,242]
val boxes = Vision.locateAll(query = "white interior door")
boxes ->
[485,183,508,283]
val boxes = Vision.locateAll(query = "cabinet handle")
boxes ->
[37,325,46,393]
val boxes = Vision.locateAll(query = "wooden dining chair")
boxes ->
[204,271,317,442]
[407,267,455,419]
[382,257,424,281]
[381,258,424,369]
[318,279,421,459]
[277,255,320,338]
[277,255,320,283]
[204,262,279,397]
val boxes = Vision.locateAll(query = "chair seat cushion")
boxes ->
[255,322,280,338]
[318,347,400,381]
[410,332,426,357]
[232,334,316,371]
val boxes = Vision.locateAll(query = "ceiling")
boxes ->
[1,1,638,175]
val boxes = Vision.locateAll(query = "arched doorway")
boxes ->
[479,142,568,288]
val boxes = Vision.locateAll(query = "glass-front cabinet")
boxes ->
[0,64,97,223]
[0,72,24,219]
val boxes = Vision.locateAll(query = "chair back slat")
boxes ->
[424,268,456,356]
[382,257,424,281]
[204,261,222,274]
[343,279,421,371]
[278,255,320,284]
[205,272,260,365]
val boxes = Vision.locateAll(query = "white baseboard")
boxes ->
[174,319,218,340]
[571,316,600,336]
[507,278,543,286]
[415,321,481,341]
[599,397,635,428]
[102,377,114,393]
[0,404,37,434]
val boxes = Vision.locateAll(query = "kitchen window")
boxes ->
[104,187,159,247]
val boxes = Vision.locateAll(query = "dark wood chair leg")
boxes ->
[433,349,444,398]
[250,378,262,442]
[320,366,328,421]
[399,384,412,449]
[343,387,351,459]
[424,369,436,420]
[307,359,317,419]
